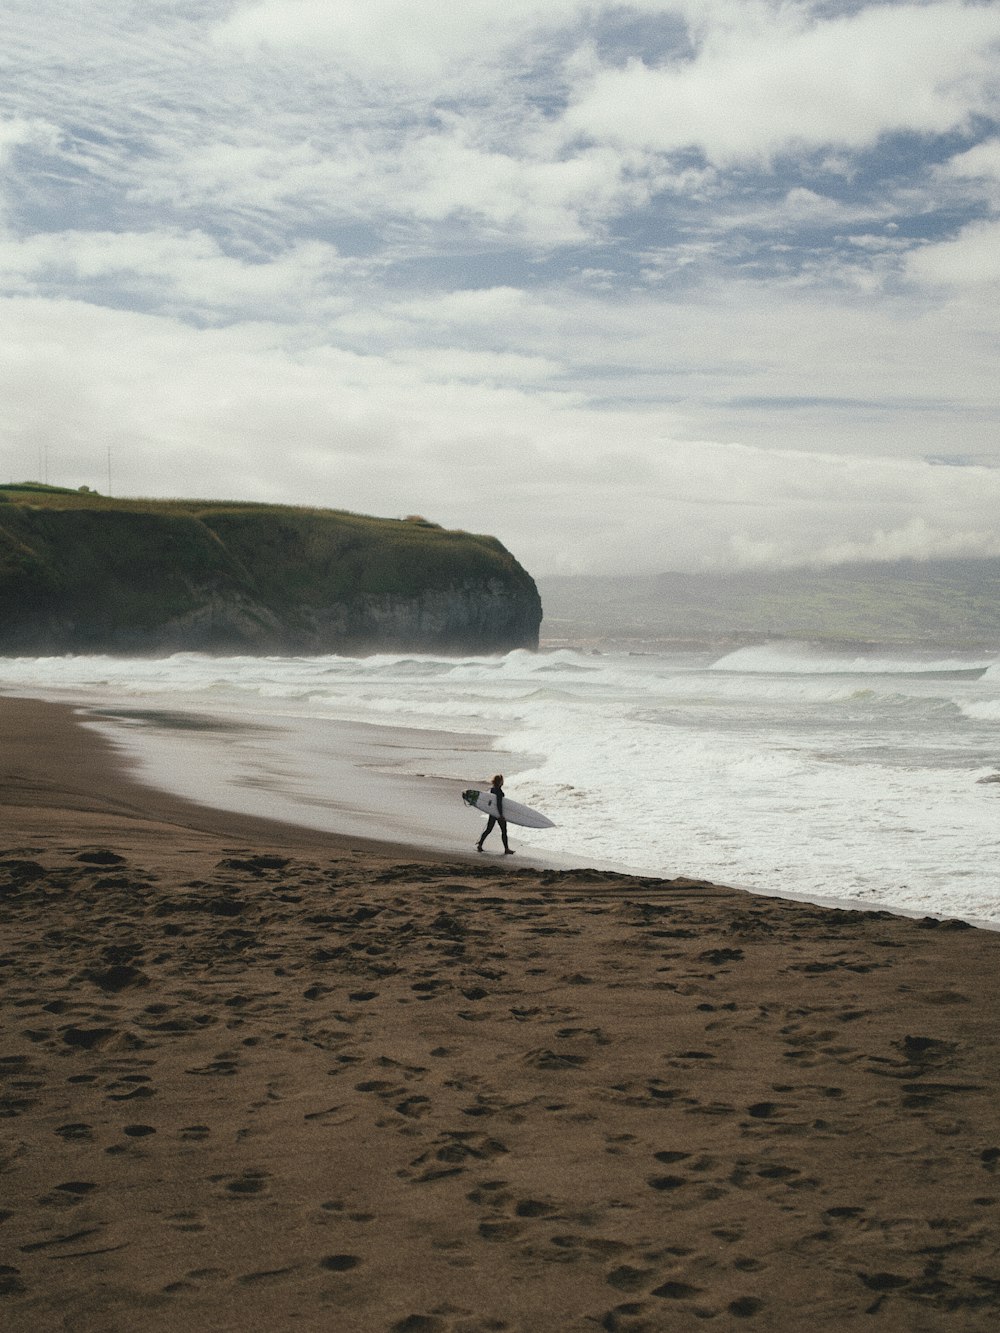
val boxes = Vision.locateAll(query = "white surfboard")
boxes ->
[462,788,555,829]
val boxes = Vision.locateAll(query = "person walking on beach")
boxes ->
[477,773,513,854]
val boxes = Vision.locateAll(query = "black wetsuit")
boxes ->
[477,782,510,852]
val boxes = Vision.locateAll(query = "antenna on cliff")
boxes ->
[107,447,112,496]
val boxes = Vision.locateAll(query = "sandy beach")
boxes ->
[3,696,1000,1332]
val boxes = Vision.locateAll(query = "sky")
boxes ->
[2,0,1000,576]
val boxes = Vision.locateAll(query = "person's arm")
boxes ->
[495,786,505,819]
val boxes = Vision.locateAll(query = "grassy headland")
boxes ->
[0,485,541,654]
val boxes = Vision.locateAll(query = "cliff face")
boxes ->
[0,490,541,655]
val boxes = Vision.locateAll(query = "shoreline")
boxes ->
[10,691,995,929]
[80,698,1000,938]
[8,688,579,872]
[0,695,457,864]
[78,699,572,868]
[4,695,1000,1330]
[2,646,997,927]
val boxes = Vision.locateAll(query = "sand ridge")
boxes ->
[2,699,1000,1331]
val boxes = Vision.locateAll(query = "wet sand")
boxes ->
[2,695,1000,1331]
[79,701,543,860]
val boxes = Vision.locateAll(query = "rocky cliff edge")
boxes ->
[0,488,541,655]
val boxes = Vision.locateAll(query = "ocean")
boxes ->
[2,641,998,925]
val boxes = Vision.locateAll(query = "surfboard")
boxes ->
[462,788,555,829]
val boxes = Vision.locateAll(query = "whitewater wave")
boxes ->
[710,642,998,677]
[960,699,1000,722]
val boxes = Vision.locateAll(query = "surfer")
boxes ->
[477,773,513,854]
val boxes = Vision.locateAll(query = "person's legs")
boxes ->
[477,816,497,850]
[499,818,512,853]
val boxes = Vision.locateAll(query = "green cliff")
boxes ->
[0,486,541,655]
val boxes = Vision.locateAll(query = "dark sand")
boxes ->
[2,696,1000,1332]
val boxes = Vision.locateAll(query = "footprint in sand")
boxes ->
[220,1169,270,1197]
[646,1175,687,1193]
[355,1078,408,1100]
[185,1057,240,1077]
[106,1074,156,1101]
[38,1185,91,1211]
[601,1304,667,1332]
[728,1297,765,1317]
[651,1280,702,1300]
[465,1181,511,1208]
[478,1219,523,1241]
[0,1269,26,1297]
[606,1265,657,1293]
[54,1122,94,1142]
[514,1199,560,1218]
[733,1257,765,1272]
[406,1132,509,1183]
[390,1312,510,1333]
[395,1095,432,1119]
[237,1266,299,1285]
[53,1181,98,1197]
[317,1250,362,1274]
[60,1026,118,1051]
[711,1227,744,1244]
[523,1048,589,1071]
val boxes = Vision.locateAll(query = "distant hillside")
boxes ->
[539,559,1000,649]
[0,485,541,654]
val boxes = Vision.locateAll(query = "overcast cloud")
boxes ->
[2,0,1000,575]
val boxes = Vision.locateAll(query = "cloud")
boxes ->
[560,2,1000,165]
[213,0,585,82]
[4,292,1000,577]
[945,137,1000,185]
[905,218,1000,285]
[379,122,655,243]
[0,228,353,317]
[0,115,59,161]
[0,114,62,221]
[389,347,562,385]
[904,135,1000,285]
[2,2,1000,577]
[735,515,1000,571]
[9,2,999,256]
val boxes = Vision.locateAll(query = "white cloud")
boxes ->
[792,515,1000,569]
[905,137,1000,287]
[3,292,1000,576]
[905,218,1000,285]
[0,228,353,317]
[384,124,655,243]
[213,0,585,81]
[2,2,1000,576]
[560,2,1000,165]
[945,137,1000,183]
[10,2,998,253]
[126,99,659,246]
[0,114,62,222]
[389,347,562,385]
[0,114,59,161]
